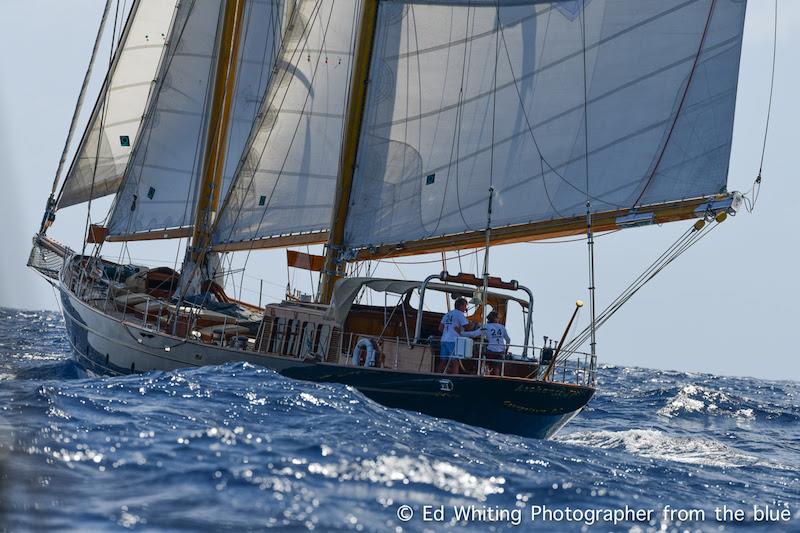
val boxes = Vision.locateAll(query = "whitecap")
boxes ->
[555,429,767,469]
[306,454,504,500]
[657,384,748,418]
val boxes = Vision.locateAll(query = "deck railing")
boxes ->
[67,257,595,387]
[337,331,594,387]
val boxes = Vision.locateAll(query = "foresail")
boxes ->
[220,0,290,219]
[342,0,747,252]
[106,0,222,237]
[107,0,287,239]
[211,0,362,250]
[57,0,179,209]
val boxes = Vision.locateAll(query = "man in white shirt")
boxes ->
[437,297,469,373]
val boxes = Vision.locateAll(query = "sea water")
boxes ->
[0,308,797,532]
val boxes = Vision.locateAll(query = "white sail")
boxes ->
[57,0,179,209]
[211,0,362,249]
[341,0,747,250]
[106,0,223,237]
[106,0,287,239]
[220,0,289,213]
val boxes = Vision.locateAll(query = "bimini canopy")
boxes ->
[323,277,529,324]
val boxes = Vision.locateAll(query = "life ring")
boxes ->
[351,338,377,367]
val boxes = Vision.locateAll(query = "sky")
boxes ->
[1,1,798,381]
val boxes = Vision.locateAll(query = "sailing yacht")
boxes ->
[28,0,749,439]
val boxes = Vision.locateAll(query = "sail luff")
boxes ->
[189,0,247,262]
[318,0,380,305]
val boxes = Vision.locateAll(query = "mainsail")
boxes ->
[211,0,363,252]
[106,0,287,240]
[57,0,179,209]
[339,0,747,255]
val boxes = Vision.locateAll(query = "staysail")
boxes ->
[106,0,287,240]
[57,0,179,209]
[211,0,363,252]
[339,0,747,256]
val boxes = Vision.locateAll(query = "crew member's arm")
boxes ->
[462,325,482,338]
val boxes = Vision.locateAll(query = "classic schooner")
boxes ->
[28,0,752,439]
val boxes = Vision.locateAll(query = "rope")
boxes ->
[580,0,598,367]
[631,0,717,207]
[556,218,722,361]
[745,0,778,214]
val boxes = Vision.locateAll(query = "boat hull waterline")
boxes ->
[59,285,594,440]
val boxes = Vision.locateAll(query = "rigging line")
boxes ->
[631,0,717,208]
[454,5,481,233]
[50,0,115,197]
[583,234,695,341]
[425,6,456,231]
[428,4,473,238]
[747,0,778,213]
[561,222,720,356]
[386,249,480,266]
[580,0,598,366]
[561,226,698,352]
[759,0,778,175]
[525,229,621,245]
[410,5,426,234]
[82,0,122,257]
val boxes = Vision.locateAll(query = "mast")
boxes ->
[318,0,379,304]
[189,0,246,264]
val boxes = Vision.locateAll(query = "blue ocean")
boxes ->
[1,308,797,532]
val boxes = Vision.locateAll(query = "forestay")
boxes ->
[107,0,287,238]
[57,0,179,209]
[342,0,747,250]
[211,0,362,249]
